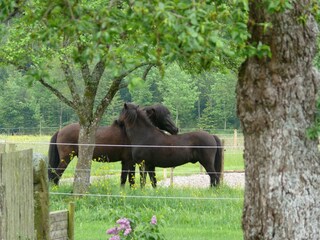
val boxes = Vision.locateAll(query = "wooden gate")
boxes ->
[0,148,74,240]
[0,149,34,239]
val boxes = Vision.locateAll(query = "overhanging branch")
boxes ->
[60,60,81,105]
[119,63,156,89]
[95,62,156,119]
[38,78,75,109]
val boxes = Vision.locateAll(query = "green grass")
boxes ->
[50,179,244,240]
[0,134,244,181]
[1,134,245,239]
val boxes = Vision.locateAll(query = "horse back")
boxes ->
[94,124,131,162]
[174,131,216,146]
[56,123,80,159]
[56,122,131,162]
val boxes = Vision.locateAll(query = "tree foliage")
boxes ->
[157,63,199,128]
[0,0,252,193]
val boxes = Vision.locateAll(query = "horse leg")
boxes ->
[212,135,223,184]
[147,165,157,188]
[53,155,73,184]
[128,163,136,188]
[200,154,220,188]
[120,161,128,187]
[206,168,219,188]
[121,161,136,188]
[139,161,147,188]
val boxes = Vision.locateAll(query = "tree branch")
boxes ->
[60,59,82,106]
[94,62,156,120]
[119,63,156,89]
[142,63,155,80]
[91,59,106,83]
[80,62,91,85]
[38,78,75,109]
[81,59,106,112]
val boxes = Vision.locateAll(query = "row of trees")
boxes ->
[0,63,239,134]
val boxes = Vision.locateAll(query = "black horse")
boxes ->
[118,103,222,188]
[48,104,178,186]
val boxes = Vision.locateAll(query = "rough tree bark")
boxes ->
[73,123,97,194]
[237,1,320,239]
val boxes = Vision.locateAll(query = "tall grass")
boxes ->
[50,179,244,240]
[1,134,244,239]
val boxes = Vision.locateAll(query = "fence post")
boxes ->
[170,168,174,186]
[199,164,204,174]
[0,144,5,154]
[163,169,167,179]
[0,149,34,239]
[7,143,16,153]
[0,184,5,239]
[220,139,225,183]
[233,129,238,147]
[33,153,50,240]
[68,202,75,240]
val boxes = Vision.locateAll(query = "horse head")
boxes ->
[119,103,140,127]
[143,104,178,135]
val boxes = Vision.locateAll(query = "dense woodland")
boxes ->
[1,49,320,135]
[0,3,319,136]
[0,63,240,134]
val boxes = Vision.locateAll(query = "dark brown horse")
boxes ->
[48,104,178,186]
[118,103,222,188]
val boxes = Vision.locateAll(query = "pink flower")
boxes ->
[109,236,120,240]
[116,218,131,230]
[106,227,119,235]
[150,215,157,225]
[124,227,132,236]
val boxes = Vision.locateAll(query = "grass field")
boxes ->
[0,134,244,239]
[50,180,244,240]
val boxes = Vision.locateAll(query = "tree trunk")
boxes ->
[73,124,97,194]
[237,1,320,239]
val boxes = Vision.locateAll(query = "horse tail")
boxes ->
[48,131,60,183]
[212,135,223,179]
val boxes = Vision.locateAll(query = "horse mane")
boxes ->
[135,106,155,127]
[144,104,169,117]
[123,103,164,134]
[138,107,169,136]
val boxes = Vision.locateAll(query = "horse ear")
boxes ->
[146,108,156,117]
[124,103,128,109]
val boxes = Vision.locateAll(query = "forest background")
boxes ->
[1,48,320,135]
[0,61,240,135]
[0,1,319,138]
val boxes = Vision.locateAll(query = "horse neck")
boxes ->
[126,114,160,140]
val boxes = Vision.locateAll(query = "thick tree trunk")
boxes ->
[237,1,320,239]
[73,124,97,194]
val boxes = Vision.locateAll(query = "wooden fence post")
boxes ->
[220,139,225,183]
[68,202,75,240]
[33,153,50,240]
[0,144,5,154]
[199,164,204,174]
[0,184,5,239]
[0,150,34,239]
[233,129,238,147]
[163,169,167,179]
[170,168,174,186]
[7,143,16,153]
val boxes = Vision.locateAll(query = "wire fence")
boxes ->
[0,138,244,239]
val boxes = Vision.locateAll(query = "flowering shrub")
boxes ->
[106,215,165,240]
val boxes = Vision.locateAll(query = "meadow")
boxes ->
[0,134,244,240]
